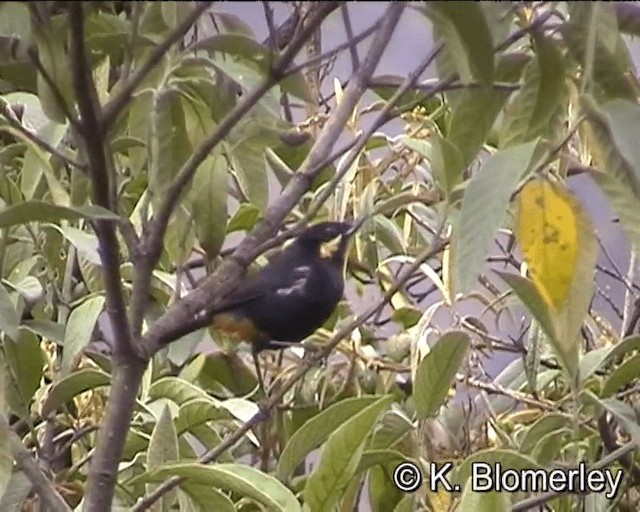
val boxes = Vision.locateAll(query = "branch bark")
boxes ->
[68,6,141,512]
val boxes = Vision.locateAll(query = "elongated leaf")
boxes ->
[452,140,539,293]
[189,154,228,259]
[446,53,529,166]
[40,369,111,418]
[61,296,105,376]
[582,96,640,250]
[588,169,640,251]
[143,463,302,512]
[494,272,559,357]
[413,331,470,419]
[520,413,571,454]
[516,180,579,310]
[0,353,10,500]
[0,284,19,340]
[603,353,640,397]
[563,4,637,101]
[277,395,382,481]
[581,391,640,445]
[230,136,270,211]
[458,483,510,512]
[149,88,192,212]
[304,395,393,512]
[174,399,231,434]
[426,2,494,85]
[3,330,44,418]
[147,406,179,510]
[500,34,565,148]
[178,484,235,512]
[0,201,119,227]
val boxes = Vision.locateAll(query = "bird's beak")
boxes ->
[344,216,367,237]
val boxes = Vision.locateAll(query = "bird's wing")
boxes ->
[211,260,311,313]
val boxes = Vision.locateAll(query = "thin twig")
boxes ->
[286,20,378,77]
[0,100,83,170]
[341,4,360,72]
[68,6,141,512]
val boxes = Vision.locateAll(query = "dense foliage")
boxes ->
[1,2,640,511]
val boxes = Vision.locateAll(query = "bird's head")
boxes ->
[295,221,360,263]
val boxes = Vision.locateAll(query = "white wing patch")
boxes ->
[276,265,310,297]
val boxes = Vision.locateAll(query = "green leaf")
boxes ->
[581,391,640,445]
[149,88,193,212]
[149,377,214,405]
[178,484,235,512]
[304,395,393,512]
[452,140,538,293]
[0,201,119,227]
[22,319,65,345]
[230,136,270,211]
[147,406,179,511]
[57,226,101,265]
[413,331,470,419]
[277,395,382,481]
[520,413,570,454]
[0,471,31,511]
[0,284,19,340]
[588,169,640,251]
[492,274,553,340]
[446,52,528,166]
[579,346,612,384]
[20,121,67,201]
[189,154,228,259]
[563,4,637,101]
[143,463,302,512]
[227,203,261,232]
[3,329,44,418]
[426,2,494,86]
[603,353,640,397]
[40,369,111,418]
[582,97,640,250]
[458,482,510,512]
[174,399,231,434]
[61,296,105,376]
[500,34,565,148]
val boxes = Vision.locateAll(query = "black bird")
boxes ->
[210,221,358,389]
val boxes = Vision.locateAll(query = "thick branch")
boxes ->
[68,4,133,358]
[68,6,139,512]
[139,2,406,358]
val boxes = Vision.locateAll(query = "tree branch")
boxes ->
[68,6,141,512]
[0,99,84,170]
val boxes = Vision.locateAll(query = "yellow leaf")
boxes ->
[516,180,579,310]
